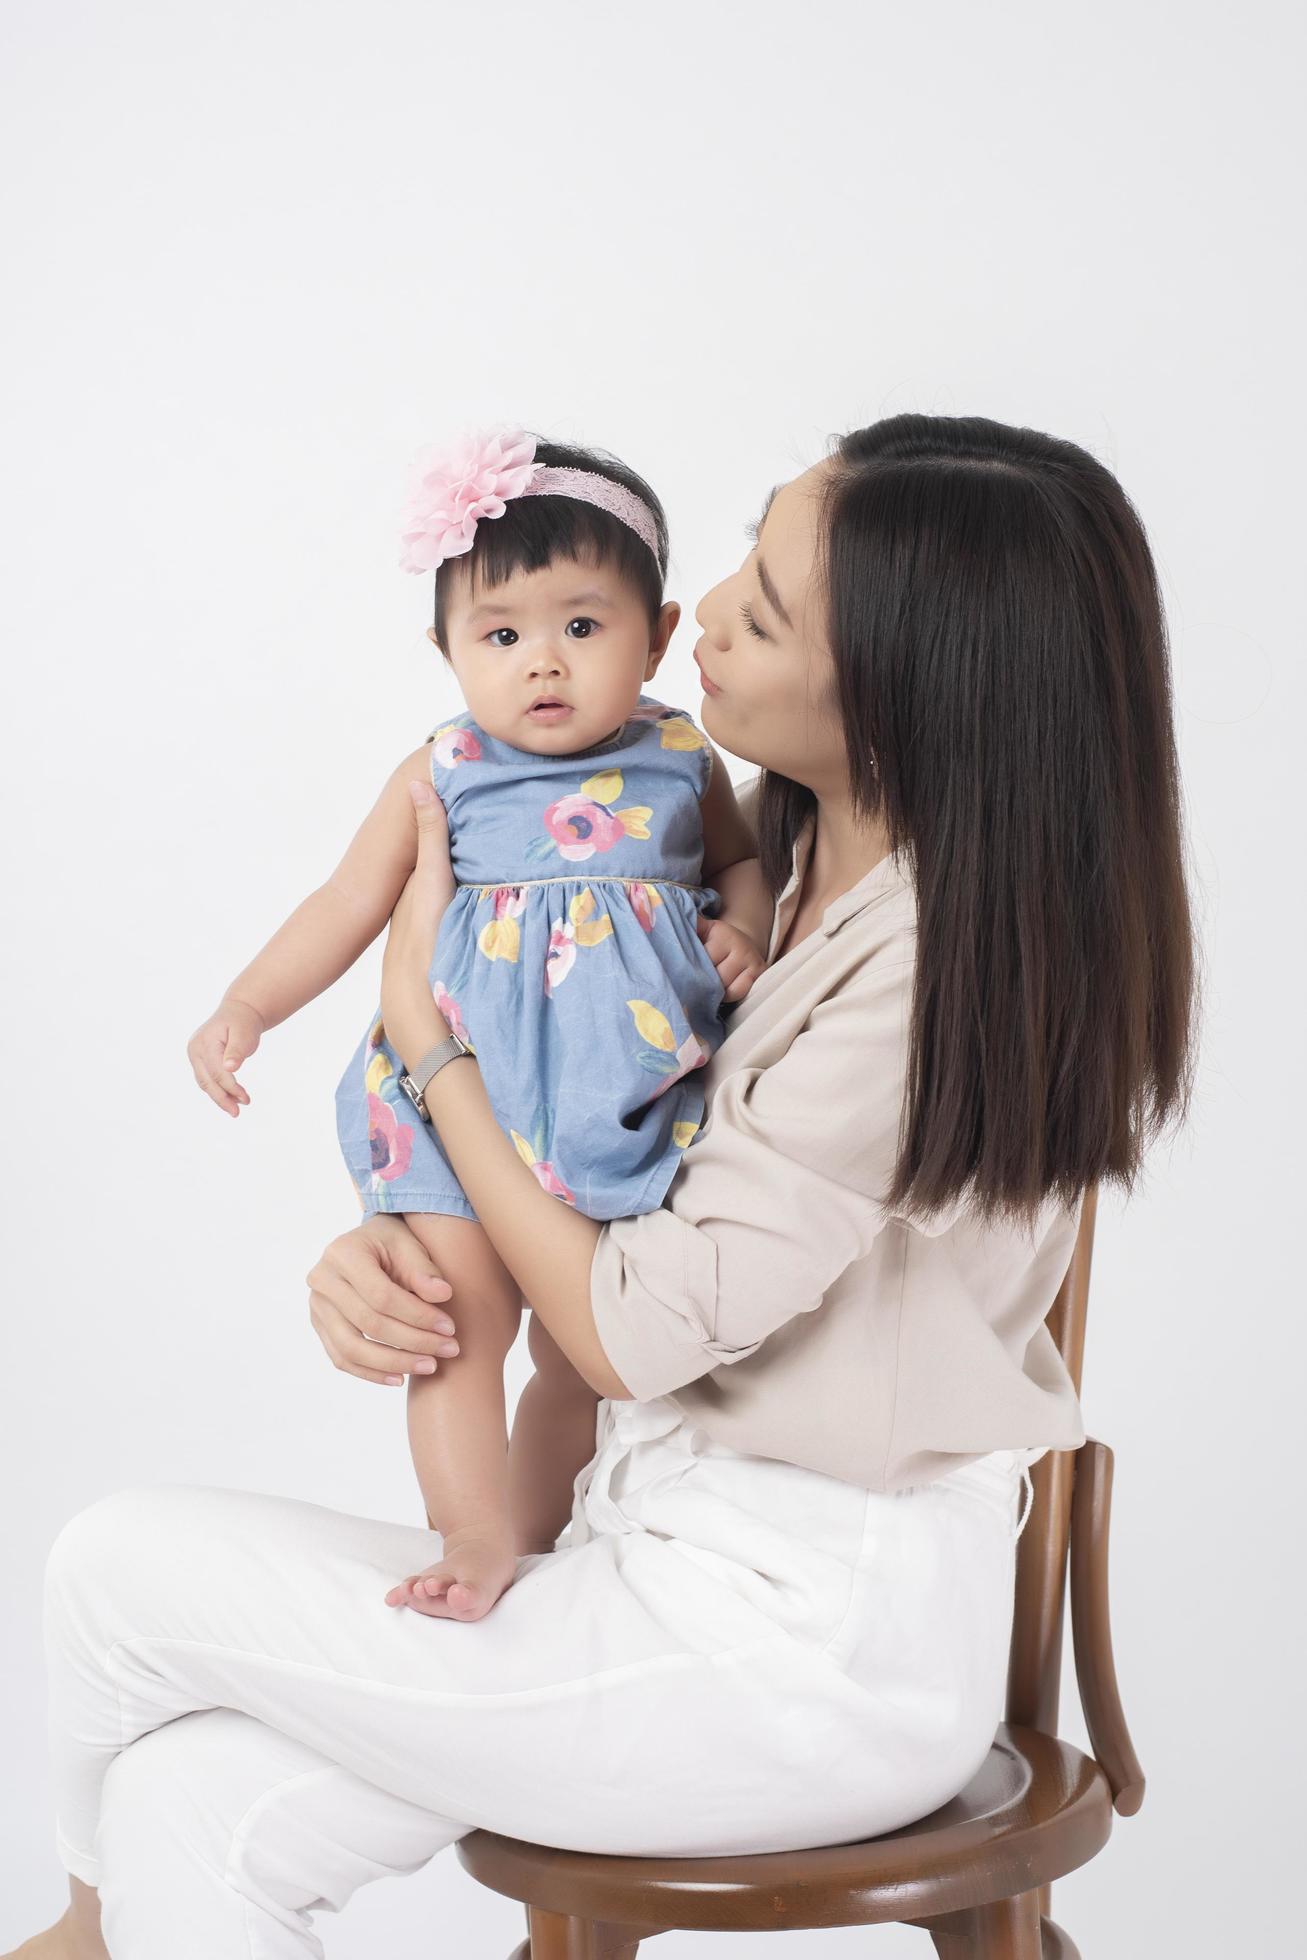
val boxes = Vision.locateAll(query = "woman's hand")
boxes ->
[307,1212,461,1385]
[379,781,453,1073]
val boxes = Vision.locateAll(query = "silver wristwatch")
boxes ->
[398,1032,475,1122]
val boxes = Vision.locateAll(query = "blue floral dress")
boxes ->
[335,693,728,1222]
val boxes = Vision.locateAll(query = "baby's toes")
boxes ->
[384,1573,425,1608]
[407,1547,514,1621]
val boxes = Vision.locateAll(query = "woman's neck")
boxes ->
[805,791,894,902]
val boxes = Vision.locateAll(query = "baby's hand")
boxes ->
[187,998,266,1117]
[696,916,767,1004]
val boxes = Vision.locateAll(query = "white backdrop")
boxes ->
[2,2,1302,1953]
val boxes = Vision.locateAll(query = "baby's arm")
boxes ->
[188,742,453,1114]
[699,745,773,966]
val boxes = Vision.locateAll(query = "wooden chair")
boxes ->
[458,1187,1143,1957]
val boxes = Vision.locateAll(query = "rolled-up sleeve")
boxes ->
[589,959,912,1401]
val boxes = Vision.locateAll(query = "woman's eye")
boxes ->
[486,627,518,647]
[738,602,767,641]
[565,617,598,639]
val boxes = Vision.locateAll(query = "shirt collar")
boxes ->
[768,810,910,961]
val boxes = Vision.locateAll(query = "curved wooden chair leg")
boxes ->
[524,1909,644,1958]
[925,1912,976,1956]
[971,1891,1043,1958]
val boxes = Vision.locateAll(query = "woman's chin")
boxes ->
[699,694,761,768]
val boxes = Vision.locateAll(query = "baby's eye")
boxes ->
[565,617,599,639]
[486,627,519,647]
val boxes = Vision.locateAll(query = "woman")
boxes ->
[13,415,1196,1960]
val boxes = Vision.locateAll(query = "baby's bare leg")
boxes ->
[507,1308,604,1555]
[393,1212,523,1621]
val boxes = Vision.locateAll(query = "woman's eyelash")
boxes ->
[738,602,767,641]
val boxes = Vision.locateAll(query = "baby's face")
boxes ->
[432,555,679,753]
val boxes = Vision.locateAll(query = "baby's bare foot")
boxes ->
[384,1523,520,1622]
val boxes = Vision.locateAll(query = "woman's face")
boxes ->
[694,461,846,791]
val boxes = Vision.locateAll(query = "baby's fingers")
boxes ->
[191,1057,242,1117]
[188,1028,249,1114]
[214,1060,251,1106]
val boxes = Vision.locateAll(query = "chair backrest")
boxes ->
[1005,1185,1098,1735]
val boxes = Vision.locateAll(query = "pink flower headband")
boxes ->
[398,426,661,575]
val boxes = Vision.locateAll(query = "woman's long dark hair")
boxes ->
[753,414,1199,1226]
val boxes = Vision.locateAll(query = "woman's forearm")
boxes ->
[419,1055,631,1401]
[713,856,774,951]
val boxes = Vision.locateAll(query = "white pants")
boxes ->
[43,1394,1041,1958]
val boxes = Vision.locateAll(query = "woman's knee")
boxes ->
[44,1483,228,1620]
[98,1712,326,1938]
[45,1485,172,1595]
[101,1710,467,1929]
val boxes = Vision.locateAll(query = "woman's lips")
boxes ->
[695,655,723,697]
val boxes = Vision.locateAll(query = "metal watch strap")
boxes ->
[399,1033,473,1121]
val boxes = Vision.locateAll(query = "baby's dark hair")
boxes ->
[432,437,670,648]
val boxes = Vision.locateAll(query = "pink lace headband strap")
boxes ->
[398,426,662,576]
[519,466,661,561]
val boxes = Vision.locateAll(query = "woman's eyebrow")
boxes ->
[756,555,793,630]
[744,485,792,626]
[745,483,780,544]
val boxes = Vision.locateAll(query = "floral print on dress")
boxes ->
[433,982,472,1046]
[476,884,528,963]
[509,1101,576,1205]
[430,724,482,767]
[628,881,663,933]
[360,1016,415,1196]
[334,692,726,1223]
[543,887,614,996]
[524,767,652,866]
[627,999,712,1097]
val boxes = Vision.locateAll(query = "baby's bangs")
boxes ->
[467,498,631,591]
[437,495,666,636]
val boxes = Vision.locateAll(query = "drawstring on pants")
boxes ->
[1012,1446,1047,1542]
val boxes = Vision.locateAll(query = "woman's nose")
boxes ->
[695,578,733,649]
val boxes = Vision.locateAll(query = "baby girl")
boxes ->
[188,428,772,1618]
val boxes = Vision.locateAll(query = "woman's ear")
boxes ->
[646,600,681,675]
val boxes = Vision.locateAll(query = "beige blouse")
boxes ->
[588,775,1087,1492]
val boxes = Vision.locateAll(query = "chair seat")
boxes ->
[455,1723,1113,1934]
